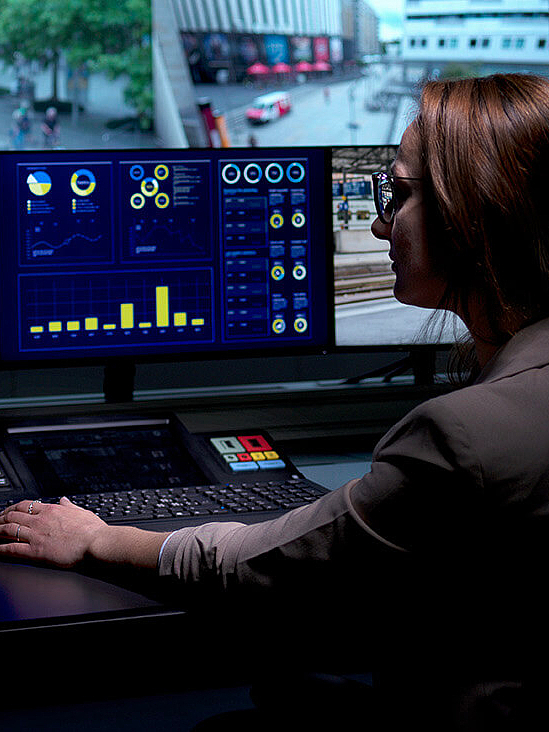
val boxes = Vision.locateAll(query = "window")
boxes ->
[516,38,524,49]
[481,38,490,48]
[502,37,511,49]
[438,38,445,47]
[538,38,547,49]
[469,38,477,47]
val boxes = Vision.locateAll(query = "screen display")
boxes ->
[0,147,333,365]
[332,145,465,348]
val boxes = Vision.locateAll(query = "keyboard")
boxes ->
[0,476,326,525]
[0,416,330,529]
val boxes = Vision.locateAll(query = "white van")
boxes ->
[246,92,291,124]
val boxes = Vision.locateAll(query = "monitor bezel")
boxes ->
[0,145,335,371]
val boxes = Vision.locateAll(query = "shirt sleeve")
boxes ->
[158,477,406,601]
[157,396,483,601]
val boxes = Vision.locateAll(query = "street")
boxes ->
[218,66,413,147]
[0,66,157,151]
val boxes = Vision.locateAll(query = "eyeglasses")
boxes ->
[372,171,423,224]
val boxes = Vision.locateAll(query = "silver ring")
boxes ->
[28,500,40,514]
[15,524,21,542]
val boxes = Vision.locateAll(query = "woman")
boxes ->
[2,73,549,729]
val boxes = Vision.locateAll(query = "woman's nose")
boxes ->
[371,216,391,241]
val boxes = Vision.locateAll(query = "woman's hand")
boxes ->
[0,497,108,568]
[0,497,171,570]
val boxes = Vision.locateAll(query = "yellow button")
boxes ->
[264,451,279,460]
[250,452,265,461]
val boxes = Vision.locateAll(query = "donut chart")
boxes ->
[70,169,96,197]
[141,177,159,197]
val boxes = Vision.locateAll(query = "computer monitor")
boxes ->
[0,147,334,381]
[331,145,466,353]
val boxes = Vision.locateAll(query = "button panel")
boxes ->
[210,434,286,473]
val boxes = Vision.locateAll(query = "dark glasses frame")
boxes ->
[372,171,423,224]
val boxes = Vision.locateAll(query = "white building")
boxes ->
[402,0,549,69]
[174,0,342,36]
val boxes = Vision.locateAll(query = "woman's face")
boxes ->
[371,123,447,309]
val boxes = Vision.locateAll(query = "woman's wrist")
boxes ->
[87,524,171,570]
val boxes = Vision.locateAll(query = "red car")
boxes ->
[246,92,292,124]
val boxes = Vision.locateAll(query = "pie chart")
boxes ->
[27,171,52,196]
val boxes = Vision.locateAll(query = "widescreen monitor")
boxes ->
[0,147,333,370]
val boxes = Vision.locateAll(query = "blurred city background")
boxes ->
[0,0,546,345]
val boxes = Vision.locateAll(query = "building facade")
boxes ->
[342,0,380,60]
[401,0,549,69]
[173,0,348,81]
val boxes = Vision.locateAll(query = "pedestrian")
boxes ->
[41,106,60,148]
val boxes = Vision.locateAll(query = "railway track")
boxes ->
[334,270,395,304]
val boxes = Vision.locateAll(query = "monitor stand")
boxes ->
[103,360,136,403]
[345,348,436,386]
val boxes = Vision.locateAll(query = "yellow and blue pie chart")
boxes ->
[27,171,52,196]
[70,169,96,196]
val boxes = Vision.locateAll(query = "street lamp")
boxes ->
[348,80,360,144]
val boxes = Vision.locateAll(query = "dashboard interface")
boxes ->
[0,148,333,365]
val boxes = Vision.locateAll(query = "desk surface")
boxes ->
[0,454,370,631]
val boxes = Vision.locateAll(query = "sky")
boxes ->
[367,0,405,42]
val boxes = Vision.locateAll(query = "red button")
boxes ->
[237,452,253,462]
[238,435,271,452]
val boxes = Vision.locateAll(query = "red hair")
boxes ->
[416,73,549,342]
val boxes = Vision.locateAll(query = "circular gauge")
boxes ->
[70,169,96,196]
[270,212,284,229]
[294,317,308,333]
[27,171,51,196]
[271,265,285,281]
[154,164,169,180]
[291,211,306,228]
[141,177,159,197]
[293,264,307,280]
[155,192,170,208]
[287,162,305,183]
[272,318,286,334]
[243,163,262,184]
[129,165,144,181]
[221,163,241,184]
[265,163,284,183]
[130,193,145,209]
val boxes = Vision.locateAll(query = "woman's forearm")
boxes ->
[87,523,171,570]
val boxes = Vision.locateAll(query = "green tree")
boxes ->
[0,0,152,122]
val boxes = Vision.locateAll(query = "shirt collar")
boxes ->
[475,317,549,384]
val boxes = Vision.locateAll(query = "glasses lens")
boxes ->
[378,178,394,223]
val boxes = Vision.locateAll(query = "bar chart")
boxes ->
[20,269,214,352]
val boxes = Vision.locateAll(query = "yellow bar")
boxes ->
[67,321,80,331]
[191,318,205,326]
[156,286,169,327]
[30,325,44,333]
[121,303,134,329]
[48,321,62,332]
[85,317,98,331]
[103,324,116,330]
[174,312,187,326]
[139,322,152,329]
